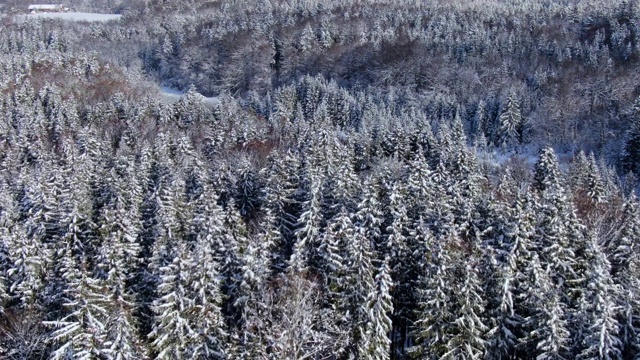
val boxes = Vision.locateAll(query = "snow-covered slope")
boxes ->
[18,13,122,22]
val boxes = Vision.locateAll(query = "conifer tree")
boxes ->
[485,193,536,360]
[496,90,524,147]
[290,173,324,273]
[608,194,640,277]
[345,221,377,359]
[524,256,571,360]
[412,230,453,359]
[361,259,393,360]
[95,185,144,359]
[444,247,488,359]
[148,242,198,359]
[406,149,433,213]
[533,146,563,194]
[319,207,350,298]
[190,182,229,358]
[262,150,303,275]
[608,197,640,358]
[472,100,488,141]
[568,151,591,191]
[532,147,586,302]
[215,200,250,341]
[45,254,111,360]
[354,177,384,252]
[575,232,623,360]
[585,153,606,205]
[621,98,640,175]
[5,221,46,308]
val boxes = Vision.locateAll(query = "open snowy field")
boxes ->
[17,12,121,22]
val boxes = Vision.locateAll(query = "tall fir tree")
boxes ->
[621,97,640,175]
[575,232,623,360]
[523,256,571,360]
[496,90,525,147]
[360,259,394,360]
[44,254,111,360]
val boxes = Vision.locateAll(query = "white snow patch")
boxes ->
[160,86,219,105]
[18,12,122,22]
[160,86,183,97]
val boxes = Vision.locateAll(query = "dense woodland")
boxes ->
[0,0,640,359]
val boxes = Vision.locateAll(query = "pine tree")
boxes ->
[188,236,227,359]
[0,187,17,309]
[383,180,422,357]
[319,207,350,298]
[215,200,249,342]
[523,256,571,360]
[575,232,623,360]
[608,194,640,277]
[609,196,640,358]
[360,259,393,360]
[532,147,586,302]
[621,98,640,175]
[345,221,377,359]
[568,151,590,191]
[443,250,488,359]
[472,100,488,141]
[496,90,525,147]
[95,186,144,359]
[406,149,433,214]
[485,193,536,360]
[148,242,196,359]
[585,153,606,205]
[188,181,228,358]
[149,175,188,275]
[262,150,303,275]
[5,221,46,308]
[290,172,324,273]
[44,254,111,360]
[412,231,454,359]
[354,177,384,252]
[533,146,563,194]
[300,24,317,53]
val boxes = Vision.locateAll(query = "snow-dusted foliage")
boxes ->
[1,1,640,359]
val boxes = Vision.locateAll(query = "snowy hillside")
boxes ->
[17,12,121,22]
[0,1,639,359]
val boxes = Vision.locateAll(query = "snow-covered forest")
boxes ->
[0,0,639,359]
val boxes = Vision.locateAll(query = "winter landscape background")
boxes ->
[0,0,639,359]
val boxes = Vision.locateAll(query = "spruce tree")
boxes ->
[524,256,571,360]
[44,254,111,360]
[608,194,640,277]
[621,98,640,175]
[148,242,197,359]
[345,221,377,359]
[496,90,525,147]
[290,173,324,273]
[5,221,46,308]
[533,146,563,194]
[412,231,454,359]
[485,193,536,360]
[95,189,144,359]
[361,259,393,360]
[444,248,488,359]
[575,232,623,360]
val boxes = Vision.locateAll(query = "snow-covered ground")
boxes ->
[160,86,219,105]
[17,12,122,22]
